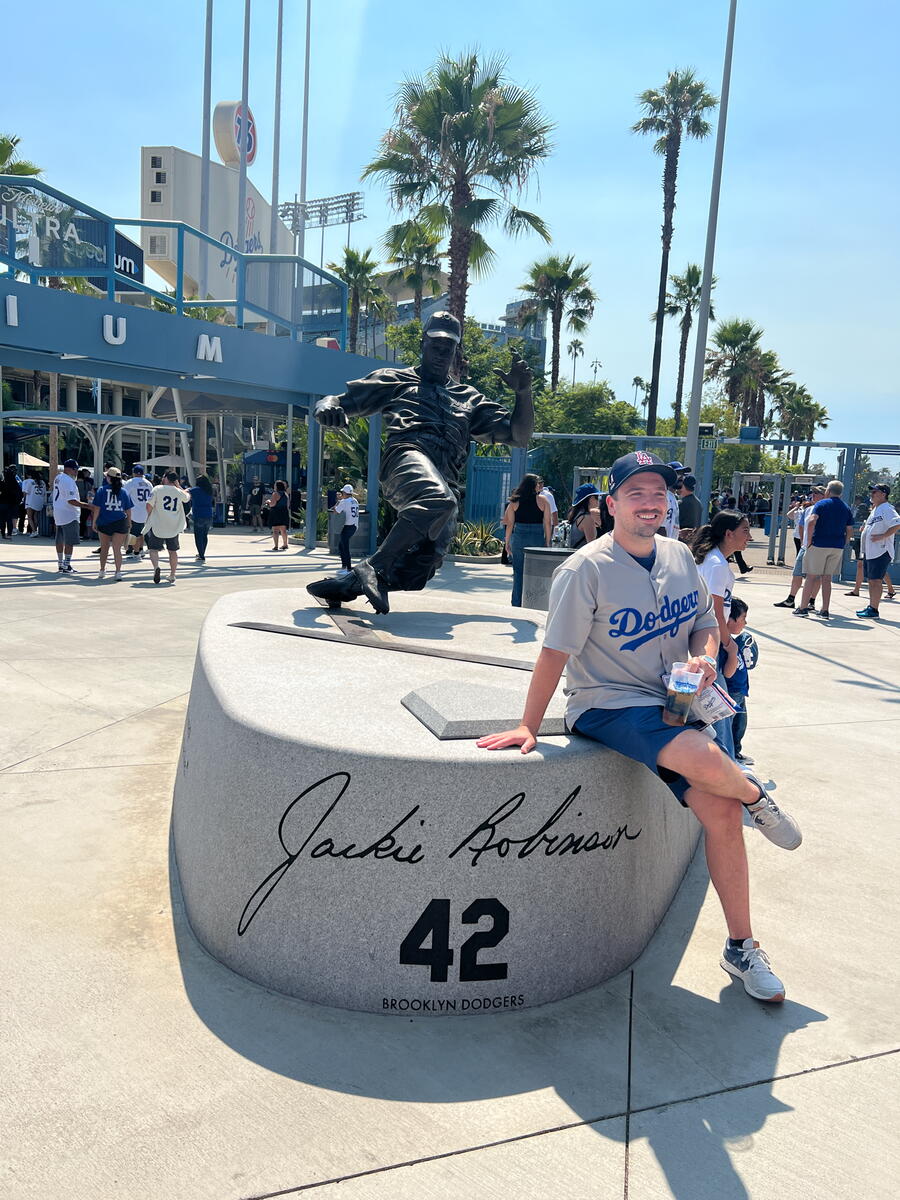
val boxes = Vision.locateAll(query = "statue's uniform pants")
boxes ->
[369,444,462,589]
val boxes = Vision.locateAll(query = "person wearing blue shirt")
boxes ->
[188,475,215,563]
[90,467,133,582]
[794,480,853,621]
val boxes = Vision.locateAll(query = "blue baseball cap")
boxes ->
[132,464,145,474]
[608,451,677,494]
[667,460,692,474]
[63,458,79,469]
[573,483,602,504]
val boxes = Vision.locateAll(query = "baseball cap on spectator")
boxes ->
[573,483,602,504]
[63,458,79,469]
[106,466,122,478]
[869,483,889,495]
[608,451,677,493]
[681,474,697,490]
[340,484,354,493]
[132,464,145,474]
[667,460,692,474]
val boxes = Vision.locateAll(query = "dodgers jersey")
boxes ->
[543,533,717,725]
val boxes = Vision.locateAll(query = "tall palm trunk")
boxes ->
[673,304,693,434]
[348,289,360,354]
[550,303,563,392]
[447,176,473,325]
[413,283,422,322]
[647,133,681,434]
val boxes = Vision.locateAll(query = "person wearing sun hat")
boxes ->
[478,449,803,1005]
[566,481,608,547]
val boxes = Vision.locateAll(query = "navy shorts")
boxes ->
[573,704,715,807]
[864,552,892,582]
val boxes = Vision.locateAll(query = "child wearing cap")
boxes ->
[332,484,360,573]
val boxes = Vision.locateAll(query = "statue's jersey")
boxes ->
[334,367,513,484]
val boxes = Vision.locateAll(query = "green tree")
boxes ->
[705,318,765,415]
[363,50,552,327]
[518,254,597,392]
[327,247,382,354]
[633,69,718,434]
[382,220,444,320]
[662,263,715,433]
[567,338,584,386]
[0,134,41,176]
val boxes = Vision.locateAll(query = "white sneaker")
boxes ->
[113,571,123,582]
[29,531,39,538]
[97,570,106,582]
[167,575,176,584]
[721,939,785,1002]
[743,772,802,850]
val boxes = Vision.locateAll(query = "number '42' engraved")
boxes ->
[398,898,509,982]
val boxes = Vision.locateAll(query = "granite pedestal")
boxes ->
[522,546,572,611]
[172,590,701,1015]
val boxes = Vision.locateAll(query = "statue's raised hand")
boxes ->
[494,351,532,395]
[314,396,348,428]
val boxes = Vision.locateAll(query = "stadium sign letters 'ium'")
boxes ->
[235,771,641,1006]
[1,298,223,365]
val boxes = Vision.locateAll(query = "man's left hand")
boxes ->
[686,655,717,694]
[494,351,532,395]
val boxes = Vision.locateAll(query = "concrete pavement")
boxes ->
[2,527,898,1199]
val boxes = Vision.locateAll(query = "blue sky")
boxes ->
[6,0,899,469]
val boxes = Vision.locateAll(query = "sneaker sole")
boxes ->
[720,958,785,1002]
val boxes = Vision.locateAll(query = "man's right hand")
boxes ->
[476,724,537,754]
[314,397,348,428]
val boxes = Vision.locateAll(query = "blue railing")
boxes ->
[0,175,348,347]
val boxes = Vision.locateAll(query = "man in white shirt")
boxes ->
[23,473,46,536]
[52,459,92,574]
[123,465,154,560]
[144,471,191,584]
[332,483,361,573]
[478,451,801,1004]
[856,483,900,620]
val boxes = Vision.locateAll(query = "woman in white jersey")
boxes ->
[692,510,751,759]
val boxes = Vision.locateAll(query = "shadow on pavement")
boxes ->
[169,822,826,1199]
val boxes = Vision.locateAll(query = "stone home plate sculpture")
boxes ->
[172,589,701,1015]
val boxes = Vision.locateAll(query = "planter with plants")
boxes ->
[447,519,503,561]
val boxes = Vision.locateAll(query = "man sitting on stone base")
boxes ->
[308,312,533,613]
[478,451,803,1003]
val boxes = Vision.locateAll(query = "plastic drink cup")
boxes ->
[662,662,703,726]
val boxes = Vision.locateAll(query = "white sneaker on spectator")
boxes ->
[743,772,802,850]
[721,939,785,1002]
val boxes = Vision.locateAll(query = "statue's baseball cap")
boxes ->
[608,451,677,494]
[422,311,461,343]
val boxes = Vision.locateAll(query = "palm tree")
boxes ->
[366,290,396,358]
[662,263,715,433]
[518,254,597,392]
[382,220,443,321]
[567,339,584,386]
[705,318,765,415]
[632,376,648,406]
[0,135,41,176]
[772,382,812,463]
[363,50,553,327]
[633,69,718,434]
[327,247,381,354]
[802,401,829,470]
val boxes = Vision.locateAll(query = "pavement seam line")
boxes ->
[623,969,634,1200]
[0,692,190,774]
[236,1045,900,1199]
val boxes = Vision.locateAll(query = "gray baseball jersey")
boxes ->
[543,532,717,724]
